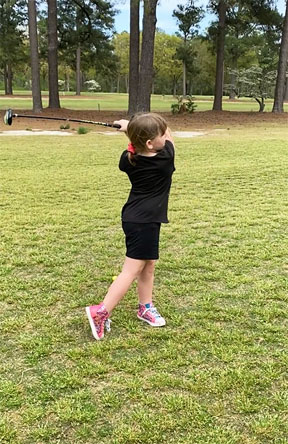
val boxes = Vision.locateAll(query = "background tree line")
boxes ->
[0,0,287,113]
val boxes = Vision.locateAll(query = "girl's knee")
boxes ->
[144,260,156,273]
[148,259,156,267]
[122,257,146,278]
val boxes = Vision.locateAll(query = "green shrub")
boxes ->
[171,95,197,114]
[60,123,70,130]
[77,126,90,135]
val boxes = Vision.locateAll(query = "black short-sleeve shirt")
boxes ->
[119,140,175,223]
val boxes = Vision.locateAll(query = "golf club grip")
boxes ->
[12,113,121,129]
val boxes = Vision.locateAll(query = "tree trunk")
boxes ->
[117,74,120,93]
[272,2,288,113]
[284,76,288,102]
[48,0,60,108]
[4,64,8,95]
[137,0,158,112]
[76,44,81,95]
[213,0,227,111]
[189,81,193,96]
[182,60,187,97]
[65,69,70,92]
[255,97,265,112]
[128,0,140,115]
[229,70,236,99]
[6,63,13,95]
[173,79,177,96]
[28,0,43,112]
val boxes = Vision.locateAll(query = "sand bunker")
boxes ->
[173,131,205,137]
[0,130,72,136]
[0,130,205,137]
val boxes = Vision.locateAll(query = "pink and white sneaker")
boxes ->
[137,303,166,327]
[85,303,111,340]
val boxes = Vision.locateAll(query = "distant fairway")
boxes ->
[1,91,287,112]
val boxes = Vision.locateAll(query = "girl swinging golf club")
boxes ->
[85,112,175,340]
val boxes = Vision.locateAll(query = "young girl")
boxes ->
[85,112,175,340]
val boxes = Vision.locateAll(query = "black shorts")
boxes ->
[122,222,161,260]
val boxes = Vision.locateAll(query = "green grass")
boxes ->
[1,92,288,112]
[1,127,288,443]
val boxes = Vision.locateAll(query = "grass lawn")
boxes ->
[0,127,288,444]
[1,92,288,112]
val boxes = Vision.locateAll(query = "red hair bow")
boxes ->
[127,143,136,154]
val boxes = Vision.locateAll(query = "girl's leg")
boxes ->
[102,256,146,313]
[137,260,156,305]
[136,260,166,327]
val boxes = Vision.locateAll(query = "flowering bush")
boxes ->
[58,79,65,90]
[84,80,101,92]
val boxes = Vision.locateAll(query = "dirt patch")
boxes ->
[0,108,287,132]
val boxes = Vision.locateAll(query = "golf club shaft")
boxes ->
[11,113,121,128]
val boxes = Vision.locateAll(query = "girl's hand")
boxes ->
[165,128,174,145]
[113,119,129,132]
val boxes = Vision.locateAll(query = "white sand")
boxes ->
[0,130,72,136]
[0,130,205,138]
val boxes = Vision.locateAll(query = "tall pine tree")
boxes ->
[28,0,43,112]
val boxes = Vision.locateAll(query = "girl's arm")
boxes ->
[113,119,129,133]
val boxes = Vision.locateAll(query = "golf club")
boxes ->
[3,109,121,129]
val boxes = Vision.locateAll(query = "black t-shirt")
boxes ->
[119,140,175,223]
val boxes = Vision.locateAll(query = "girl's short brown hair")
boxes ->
[127,113,167,164]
